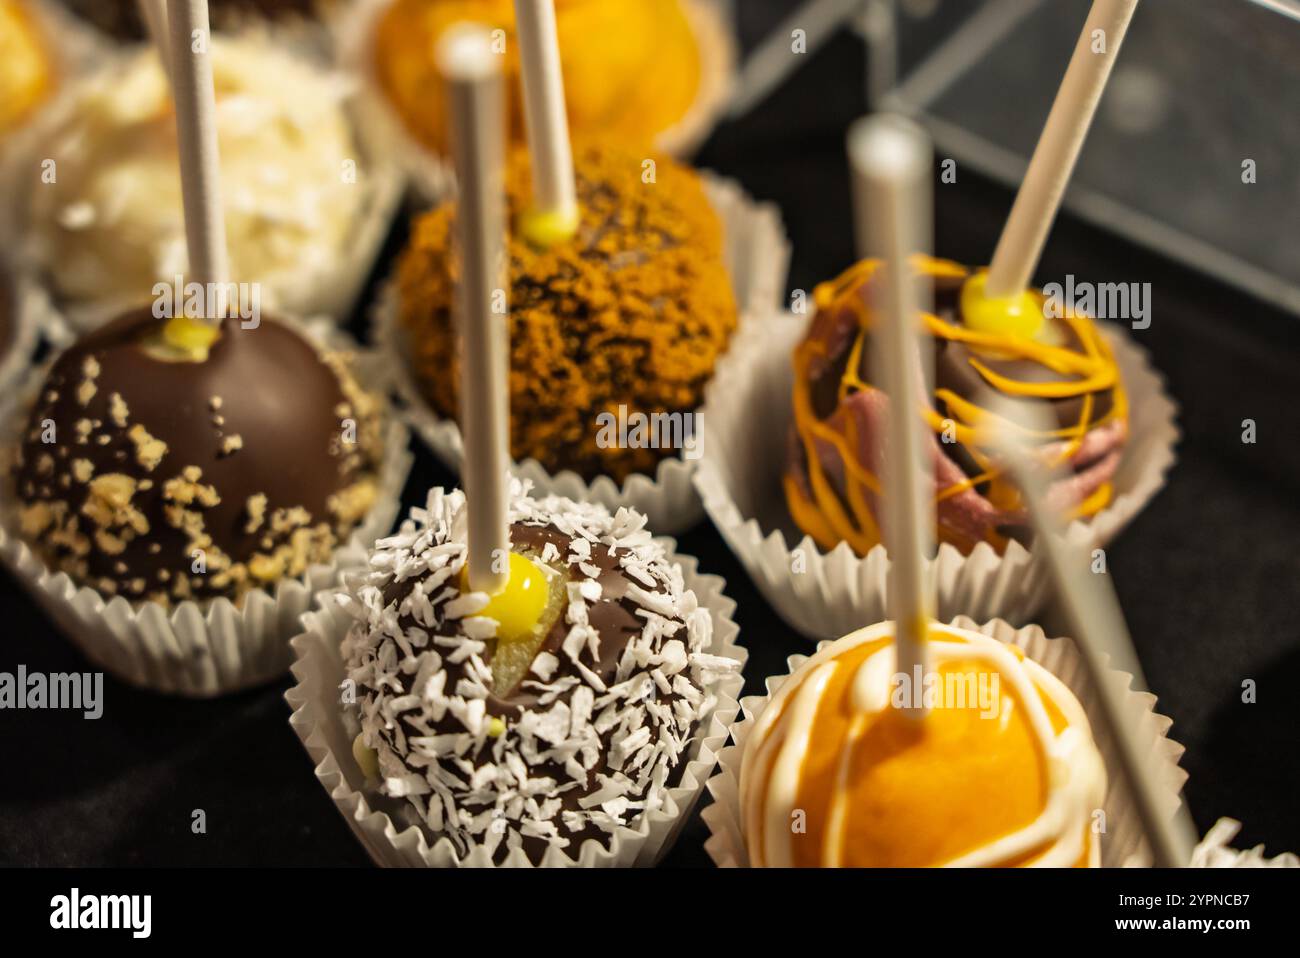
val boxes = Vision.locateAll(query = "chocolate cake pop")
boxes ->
[11,309,385,604]
[342,484,737,863]
[396,141,737,483]
[738,620,1107,867]
[785,257,1127,555]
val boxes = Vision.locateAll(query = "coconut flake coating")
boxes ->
[340,485,737,863]
[24,38,363,315]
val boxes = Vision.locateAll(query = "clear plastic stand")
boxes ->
[883,0,1300,314]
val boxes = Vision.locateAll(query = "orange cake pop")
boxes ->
[738,620,1107,867]
[0,0,55,140]
[373,0,704,155]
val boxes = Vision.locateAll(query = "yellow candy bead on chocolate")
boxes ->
[162,315,221,356]
[518,206,580,250]
[461,551,549,642]
[352,733,380,781]
[960,270,1045,340]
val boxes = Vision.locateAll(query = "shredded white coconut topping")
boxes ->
[341,482,737,862]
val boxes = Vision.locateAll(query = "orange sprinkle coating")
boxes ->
[396,142,737,482]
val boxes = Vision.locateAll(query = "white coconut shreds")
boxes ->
[339,482,739,863]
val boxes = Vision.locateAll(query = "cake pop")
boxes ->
[0,0,55,140]
[10,1,389,607]
[11,309,386,604]
[785,256,1128,555]
[372,0,705,156]
[786,0,1142,557]
[343,484,736,863]
[396,141,737,483]
[738,619,1107,867]
[20,37,366,319]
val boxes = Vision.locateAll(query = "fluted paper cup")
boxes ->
[373,175,788,535]
[286,538,747,867]
[0,323,413,697]
[701,615,1188,868]
[693,313,1180,638]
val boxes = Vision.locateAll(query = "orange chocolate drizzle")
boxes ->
[785,256,1128,555]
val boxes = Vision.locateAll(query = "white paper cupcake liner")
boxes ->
[701,615,1188,868]
[1189,819,1299,869]
[372,175,788,535]
[693,313,1180,638]
[334,0,738,204]
[0,36,404,335]
[0,323,414,698]
[286,538,748,867]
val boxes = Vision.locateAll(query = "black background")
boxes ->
[1,2,1297,867]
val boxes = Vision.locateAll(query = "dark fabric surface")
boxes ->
[2,4,1297,867]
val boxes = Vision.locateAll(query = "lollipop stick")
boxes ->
[513,0,578,243]
[848,114,934,715]
[138,0,172,84]
[985,0,1139,298]
[168,0,229,322]
[993,407,1196,867]
[439,25,510,594]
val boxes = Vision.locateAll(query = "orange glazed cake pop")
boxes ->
[738,621,1106,867]
[785,257,1128,555]
[373,0,703,155]
[0,0,54,140]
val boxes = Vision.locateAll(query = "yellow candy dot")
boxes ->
[162,315,220,357]
[487,717,507,738]
[461,551,548,642]
[352,733,379,781]
[518,205,580,249]
[960,271,1045,340]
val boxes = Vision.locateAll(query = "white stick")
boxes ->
[168,0,229,322]
[138,0,172,85]
[438,24,510,594]
[513,0,577,223]
[848,113,934,716]
[993,406,1197,868]
[985,0,1139,298]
